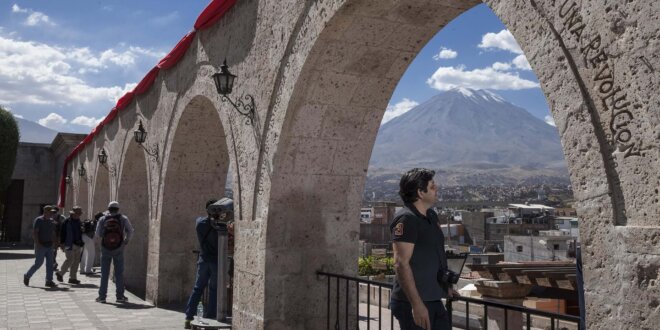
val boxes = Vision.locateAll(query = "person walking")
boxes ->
[55,206,84,285]
[24,205,58,287]
[95,201,134,303]
[51,206,66,271]
[80,212,102,275]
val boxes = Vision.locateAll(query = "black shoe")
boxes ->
[23,275,29,286]
[55,272,63,282]
[116,296,128,303]
[68,279,81,285]
[45,281,57,287]
[95,296,106,303]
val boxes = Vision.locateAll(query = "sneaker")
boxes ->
[68,279,81,285]
[55,272,63,282]
[116,296,128,303]
[184,319,192,329]
[23,275,29,286]
[45,281,58,287]
[95,296,106,303]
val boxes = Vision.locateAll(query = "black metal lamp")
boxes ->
[98,149,117,176]
[134,120,147,144]
[78,164,89,182]
[133,120,159,160]
[212,59,255,125]
[98,149,108,165]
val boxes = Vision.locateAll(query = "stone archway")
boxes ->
[92,150,111,216]
[148,95,230,306]
[117,139,150,298]
[233,0,659,329]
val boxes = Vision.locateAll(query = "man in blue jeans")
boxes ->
[94,201,134,303]
[24,205,58,287]
[183,198,234,329]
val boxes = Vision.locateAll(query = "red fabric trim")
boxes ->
[194,0,237,30]
[115,91,135,111]
[58,0,236,207]
[157,31,196,70]
[134,67,160,95]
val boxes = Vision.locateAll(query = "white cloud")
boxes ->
[478,29,523,54]
[512,54,532,70]
[544,115,556,127]
[11,4,55,27]
[71,115,103,127]
[38,112,67,130]
[13,113,24,119]
[491,62,511,71]
[433,47,457,60]
[382,98,419,124]
[11,4,28,13]
[426,65,539,91]
[0,34,155,106]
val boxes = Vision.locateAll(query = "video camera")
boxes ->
[438,251,469,285]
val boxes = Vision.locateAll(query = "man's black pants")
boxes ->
[390,299,451,330]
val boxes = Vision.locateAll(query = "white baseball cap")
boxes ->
[108,201,120,209]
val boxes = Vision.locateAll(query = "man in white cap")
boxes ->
[95,201,134,303]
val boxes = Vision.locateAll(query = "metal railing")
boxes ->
[317,270,581,330]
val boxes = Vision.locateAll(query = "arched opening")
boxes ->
[118,140,150,298]
[257,0,608,328]
[92,152,111,216]
[152,95,230,306]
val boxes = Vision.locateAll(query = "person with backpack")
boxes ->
[183,198,235,329]
[95,201,134,303]
[55,206,84,284]
[80,212,102,275]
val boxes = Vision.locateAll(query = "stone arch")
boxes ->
[75,158,91,214]
[117,137,150,298]
[247,0,659,328]
[91,147,111,216]
[148,95,230,305]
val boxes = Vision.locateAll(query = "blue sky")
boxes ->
[1,2,553,133]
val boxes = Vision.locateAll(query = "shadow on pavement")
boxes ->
[0,252,35,260]
[111,302,156,310]
[38,286,71,292]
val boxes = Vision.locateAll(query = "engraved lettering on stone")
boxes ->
[556,0,644,158]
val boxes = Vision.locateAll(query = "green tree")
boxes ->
[0,106,20,201]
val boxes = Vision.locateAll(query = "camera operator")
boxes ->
[390,168,459,330]
[184,198,234,329]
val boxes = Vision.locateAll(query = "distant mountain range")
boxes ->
[368,88,569,186]
[15,117,58,144]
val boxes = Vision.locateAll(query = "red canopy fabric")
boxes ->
[194,0,237,30]
[134,67,160,95]
[58,0,237,207]
[157,31,196,70]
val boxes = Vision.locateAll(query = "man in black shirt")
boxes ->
[390,168,458,330]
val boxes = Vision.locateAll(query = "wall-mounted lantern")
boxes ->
[134,120,159,161]
[78,164,89,182]
[98,149,117,176]
[212,59,255,125]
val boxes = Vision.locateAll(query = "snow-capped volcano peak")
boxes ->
[448,87,505,103]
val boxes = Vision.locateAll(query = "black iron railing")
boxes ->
[317,270,581,330]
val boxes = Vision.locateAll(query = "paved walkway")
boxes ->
[0,246,191,330]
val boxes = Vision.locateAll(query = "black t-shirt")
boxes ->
[390,204,448,302]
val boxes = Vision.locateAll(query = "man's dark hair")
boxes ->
[399,168,436,204]
[206,199,219,209]
[94,212,104,221]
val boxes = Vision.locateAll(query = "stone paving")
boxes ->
[0,246,191,330]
